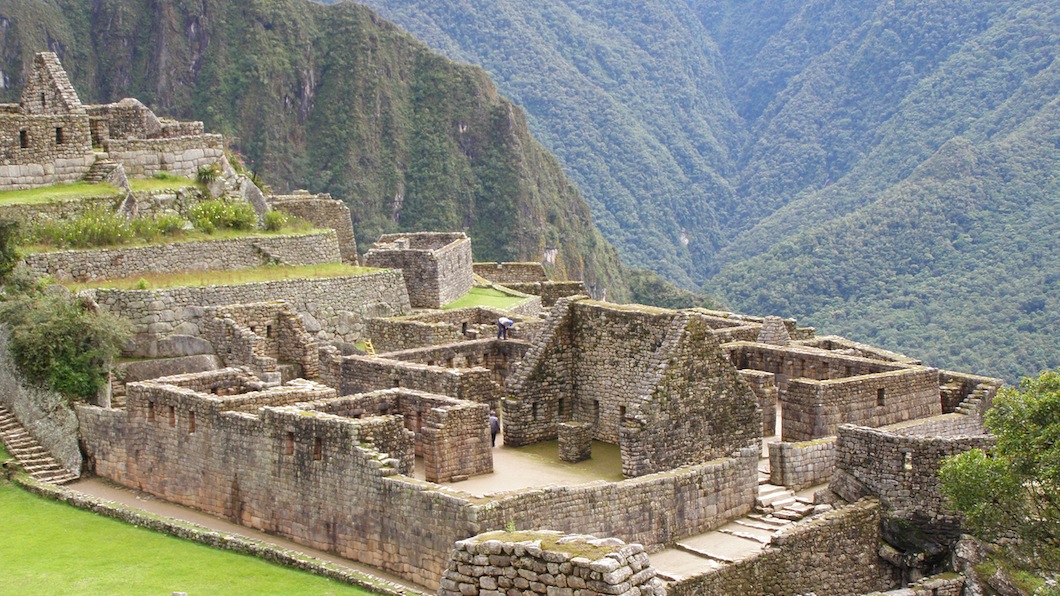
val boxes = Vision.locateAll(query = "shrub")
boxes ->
[0,285,130,401]
[36,208,131,248]
[196,163,223,185]
[263,210,289,232]
[188,199,257,234]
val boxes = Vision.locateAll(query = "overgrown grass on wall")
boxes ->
[65,263,379,291]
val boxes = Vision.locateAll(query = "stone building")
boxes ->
[363,232,473,309]
[0,52,223,190]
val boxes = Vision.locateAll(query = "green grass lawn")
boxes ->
[0,446,373,595]
[21,225,324,255]
[127,175,203,193]
[0,182,121,205]
[443,286,530,311]
[65,263,379,291]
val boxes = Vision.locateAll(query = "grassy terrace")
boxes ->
[443,286,532,311]
[65,263,379,291]
[0,176,201,206]
[20,225,326,255]
[0,448,371,595]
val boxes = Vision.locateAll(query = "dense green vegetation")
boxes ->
[0,0,627,300]
[0,470,369,594]
[0,274,129,400]
[940,369,1060,583]
[346,0,1060,383]
[0,0,1055,380]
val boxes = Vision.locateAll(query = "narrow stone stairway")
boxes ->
[84,153,118,183]
[0,405,79,484]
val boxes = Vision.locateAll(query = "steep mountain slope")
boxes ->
[351,0,1059,382]
[0,0,628,296]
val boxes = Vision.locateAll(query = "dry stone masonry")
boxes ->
[439,531,665,596]
[364,232,473,309]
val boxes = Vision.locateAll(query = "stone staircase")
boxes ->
[84,153,119,184]
[649,460,827,581]
[955,382,994,416]
[0,405,79,484]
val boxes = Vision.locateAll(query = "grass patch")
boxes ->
[0,182,120,205]
[0,478,372,595]
[66,263,379,291]
[443,286,529,311]
[127,175,203,193]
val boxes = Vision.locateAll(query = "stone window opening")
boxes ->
[168,406,176,427]
[877,387,886,407]
[313,437,323,461]
[558,398,566,419]
[532,402,538,420]
[188,411,196,434]
[620,405,627,420]
[19,130,28,149]
[265,324,273,338]
[55,127,64,145]
[461,322,468,335]
[284,432,295,455]
[39,92,46,110]
[593,400,600,425]
[147,401,155,422]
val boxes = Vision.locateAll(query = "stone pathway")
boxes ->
[649,453,828,581]
[0,404,78,484]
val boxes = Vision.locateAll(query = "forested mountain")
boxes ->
[347,0,1060,383]
[0,0,628,297]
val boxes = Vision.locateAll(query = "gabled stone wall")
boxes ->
[505,299,760,477]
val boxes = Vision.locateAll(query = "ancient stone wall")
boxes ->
[768,438,836,491]
[202,302,320,381]
[782,367,941,441]
[85,270,410,357]
[268,194,359,265]
[830,417,994,538]
[300,389,489,483]
[473,262,548,283]
[103,134,225,179]
[366,307,511,352]
[23,231,342,282]
[379,339,529,385]
[363,232,473,308]
[727,342,909,386]
[79,376,759,588]
[439,531,664,596]
[0,114,94,189]
[339,354,501,408]
[796,336,921,365]
[938,370,1002,416]
[496,281,587,307]
[0,195,120,226]
[505,299,760,477]
[667,499,893,596]
[86,99,162,141]
[740,369,778,436]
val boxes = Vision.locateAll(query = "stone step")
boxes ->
[733,518,784,533]
[772,508,807,522]
[745,513,791,529]
[0,404,78,485]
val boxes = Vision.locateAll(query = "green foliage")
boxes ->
[187,199,257,234]
[0,284,130,401]
[940,369,1060,571]
[196,163,223,185]
[0,221,20,284]
[263,210,289,232]
[626,268,724,310]
[25,209,189,249]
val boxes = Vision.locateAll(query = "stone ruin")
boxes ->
[0,52,223,191]
[0,51,1015,596]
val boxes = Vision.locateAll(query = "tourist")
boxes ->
[497,316,514,339]
[489,411,501,447]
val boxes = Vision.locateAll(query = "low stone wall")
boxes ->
[938,370,1002,416]
[85,270,410,357]
[473,262,548,283]
[666,499,893,596]
[740,369,777,436]
[104,134,225,179]
[439,530,664,596]
[339,355,502,408]
[782,367,941,441]
[380,339,529,380]
[498,281,586,307]
[769,437,836,491]
[24,231,341,281]
[830,417,995,538]
[364,233,473,309]
[0,195,120,226]
[0,329,82,475]
[268,194,359,265]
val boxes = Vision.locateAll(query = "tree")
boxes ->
[940,369,1060,571]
